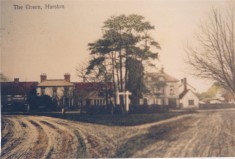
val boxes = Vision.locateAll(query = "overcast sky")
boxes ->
[1,0,232,92]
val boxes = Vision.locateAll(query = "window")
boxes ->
[188,100,194,105]
[94,99,105,105]
[170,85,174,95]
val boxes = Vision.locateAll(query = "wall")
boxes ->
[164,81,179,98]
[143,81,179,106]
[180,90,199,108]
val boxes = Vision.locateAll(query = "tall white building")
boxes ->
[142,70,179,108]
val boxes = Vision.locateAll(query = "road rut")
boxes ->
[1,109,235,158]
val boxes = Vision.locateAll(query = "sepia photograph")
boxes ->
[1,0,235,158]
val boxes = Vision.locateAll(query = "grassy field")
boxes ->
[3,103,234,126]
[2,110,197,126]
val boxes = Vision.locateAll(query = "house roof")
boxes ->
[179,89,189,99]
[222,91,235,101]
[74,82,113,90]
[145,72,179,82]
[38,80,74,87]
[1,81,38,95]
[179,83,197,92]
[179,89,198,100]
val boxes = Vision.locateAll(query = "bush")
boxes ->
[10,102,27,112]
[31,95,57,111]
[86,105,113,115]
[199,103,235,109]
[27,95,39,110]
[129,104,169,114]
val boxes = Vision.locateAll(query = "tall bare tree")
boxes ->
[186,7,235,95]
[76,61,89,82]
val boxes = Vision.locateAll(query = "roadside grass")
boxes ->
[2,110,197,126]
[199,104,235,109]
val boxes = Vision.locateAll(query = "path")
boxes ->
[1,109,235,158]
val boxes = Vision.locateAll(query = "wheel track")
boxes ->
[44,118,90,158]
[163,117,202,157]
[1,117,29,158]
[2,109,235,158]
[207,111,235,157]
[59,117,128,157]
[130,114,200,157]
[28,119,49,158]
[18,117,41,158]
[2,116,50,159]
[119,115,199,158]
[1,119,14,148]
[37,117,82,158]
[47,117,116,157]
[130,111,227,158]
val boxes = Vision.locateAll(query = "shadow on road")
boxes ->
[114,116,194,157]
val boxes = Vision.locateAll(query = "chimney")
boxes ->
[40,73,47,82]
[14,78,19,82]
[183,78,187,91]
[64,73,70,82]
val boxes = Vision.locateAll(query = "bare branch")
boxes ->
[186,7,235,94]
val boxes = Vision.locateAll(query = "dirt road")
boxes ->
[1,109,235,158]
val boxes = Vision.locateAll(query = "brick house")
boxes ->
[37,73,75,108]
[37,73,113,109]
[1,78,38,110]
[73,82,113,108]
[1,73,114,111]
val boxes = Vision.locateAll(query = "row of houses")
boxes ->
[1,71,200,110]
[1,74,113,110]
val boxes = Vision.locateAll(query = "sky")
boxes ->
[1,0,232,92]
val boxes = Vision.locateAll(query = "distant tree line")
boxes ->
[196,82,221,100]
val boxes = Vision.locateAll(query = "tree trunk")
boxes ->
[111,52,117,107]
[119,50,124,108]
